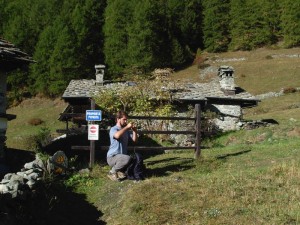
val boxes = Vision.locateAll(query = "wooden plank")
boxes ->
[71,145,195,151]
[128,146,195,151]
[128,116,196,121]
[194,104,201,159]
[57,129,196,135]
[138,130,196,135]
[60,113,85,117]
[72,146,90,150]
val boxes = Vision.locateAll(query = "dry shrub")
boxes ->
[282,87,297,94]
[193,48,207,69]
[28,118,44,126]
[287,127,300,137]
[265,55,273,60]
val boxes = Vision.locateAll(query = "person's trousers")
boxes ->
[107,154,131,173]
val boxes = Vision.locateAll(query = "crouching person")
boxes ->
[107,111,138,181]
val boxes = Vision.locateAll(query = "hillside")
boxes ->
[4,47,300,225]
[6,47,300,150]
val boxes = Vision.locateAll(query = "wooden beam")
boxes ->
[194,104,201,159]
[138,130,196,135]
[129,116,196,121]
[71,145,195,151]
[89,98,96,168]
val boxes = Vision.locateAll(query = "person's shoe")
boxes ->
[117,171,126,179]
[107,172,119,181]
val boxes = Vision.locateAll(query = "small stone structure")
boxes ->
[0,151,68,199]
[218,65,235,95]
[152,68,174,80]
[95,64,105,85]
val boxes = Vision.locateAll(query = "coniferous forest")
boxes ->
[0,0,299,98]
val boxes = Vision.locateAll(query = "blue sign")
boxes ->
[86,110,102,121]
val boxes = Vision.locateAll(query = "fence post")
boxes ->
[194,104,201,159]
[89,98,95,168]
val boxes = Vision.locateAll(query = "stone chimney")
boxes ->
[218,66,235,95]
[95,64,105,85]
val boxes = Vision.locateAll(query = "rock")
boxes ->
[0,183,8,193]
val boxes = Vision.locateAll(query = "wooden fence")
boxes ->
[59,102,203,167]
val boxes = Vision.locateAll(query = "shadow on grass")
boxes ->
[1,148,35,179]
[216,149,251,159]
[0,179,106,225]
[1,148,106,225]
[145,157,195,178]
[41,188,106,225]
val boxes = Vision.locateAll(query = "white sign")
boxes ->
[88,124,99,140]
[86,110,102,121]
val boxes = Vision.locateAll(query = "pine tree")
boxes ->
[29,25,57,96]
[202,0,230,52]
[281,0,300,47]
[126,0,170,73]
[103,0,134,78]
[29,0,106,96]
[229,0,276,50]
[179,0,203,52]
[70,0,106,79]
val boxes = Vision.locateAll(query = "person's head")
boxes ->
[115,110,128,127]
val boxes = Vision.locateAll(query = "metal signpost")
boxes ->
[86,100,102,167]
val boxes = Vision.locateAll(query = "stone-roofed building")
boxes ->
[60,65,259,132]
[0,38,34,159]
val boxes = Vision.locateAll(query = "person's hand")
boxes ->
[126,122,133,129]
[131,123,137,132]
[126,122,137,131]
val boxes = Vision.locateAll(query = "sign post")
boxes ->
[88,124,99,140]
[86,100,102,168]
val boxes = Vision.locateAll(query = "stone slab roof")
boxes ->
[0,38,35,70]
[62,78,256,103]
[172,80,254,100]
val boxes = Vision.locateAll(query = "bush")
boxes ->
[28,118,44,126]
[24,127,52,151]
[282,87,297,94]
[265,55,273,59]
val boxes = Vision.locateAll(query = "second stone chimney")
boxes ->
[95,64,105,85]
[218,65,235,95]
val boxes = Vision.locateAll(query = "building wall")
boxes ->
[211,104,242,131]
[0,72,7,158]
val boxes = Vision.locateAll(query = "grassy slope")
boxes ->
[5,47,300,224]
[6,97,67,150]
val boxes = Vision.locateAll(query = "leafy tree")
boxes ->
[202,0,230,52]
[93,77,175,114]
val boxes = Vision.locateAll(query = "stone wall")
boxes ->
[0,155,44,198]
[211,104,242,131]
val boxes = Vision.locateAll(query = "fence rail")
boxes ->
[58,102,202,166]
